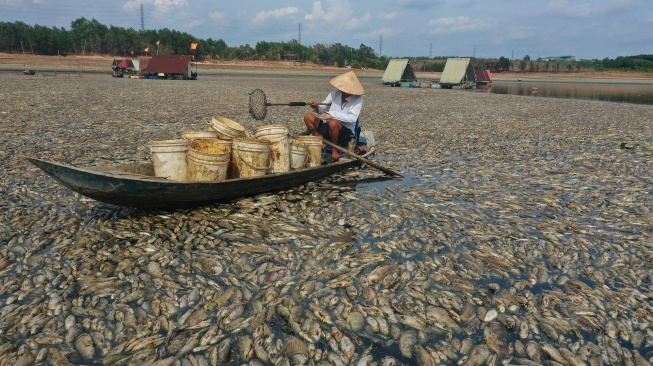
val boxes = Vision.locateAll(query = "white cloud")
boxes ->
[382,12,399,20]
[123,0,189,18]
[186,19,203,28]
[344,13,371,30]
[545,0,595,17]
[428,16,497,35]
[304,0,352,23]
[208,12,226,21]
[252,7,299,23]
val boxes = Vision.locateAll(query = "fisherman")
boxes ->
[303,71,365,162]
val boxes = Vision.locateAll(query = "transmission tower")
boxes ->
[379,35,382,57]
[140,3,145,31]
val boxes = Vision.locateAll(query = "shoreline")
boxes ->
[1,52,652,84]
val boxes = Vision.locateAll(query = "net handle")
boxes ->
[249,89,330,120]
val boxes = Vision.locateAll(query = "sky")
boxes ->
[1,0,651,60]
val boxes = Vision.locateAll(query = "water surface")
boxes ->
[476,81,653,105]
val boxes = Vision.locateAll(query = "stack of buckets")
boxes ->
[148,116,318,182]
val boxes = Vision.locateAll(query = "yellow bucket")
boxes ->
[294,135,323,167]
[289,140,309,170]
[253,124,290,174]
[210,115,247,140]
[186,139,232,182]
[149,139,189,181]
[181,130,219,140]
[231,137,270,178]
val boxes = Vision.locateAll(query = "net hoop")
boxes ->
[249,89,267,120]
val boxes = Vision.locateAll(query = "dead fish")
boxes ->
[424,306,459,331]
[399,330,417,358]
[461,345,490,366]
[484,322,508,356]
[75,333,95,359]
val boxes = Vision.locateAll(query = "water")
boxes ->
[474,81,653,105]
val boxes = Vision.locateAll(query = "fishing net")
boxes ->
[249,88,267,120]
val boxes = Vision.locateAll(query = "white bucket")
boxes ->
[231,137,271,178]
[253,124,290,174]
[210,116,247,140]
[149,139,190,181]
[289,140,309,170]
[294,135,323,167]
[181,130,219,141]
[186,139,232,182]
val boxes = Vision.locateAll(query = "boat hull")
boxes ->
[28,158,362,209]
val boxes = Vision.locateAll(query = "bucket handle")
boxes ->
[235,148,269,171]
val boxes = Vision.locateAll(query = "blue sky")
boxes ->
[1,0,651,60]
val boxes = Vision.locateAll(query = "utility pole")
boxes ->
[473,45,475,58]
[140,3,145,31]
[511,49,514,60]
[379,35,382,57]
[298,23,301,45]
[429,43,432,58]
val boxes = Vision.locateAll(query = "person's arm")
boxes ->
[316,92,334,114]
[326,95,363,124]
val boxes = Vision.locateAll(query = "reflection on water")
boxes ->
[475,81,653,105]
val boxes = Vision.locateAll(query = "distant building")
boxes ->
[140,55,196,80]
[541,56,576,61]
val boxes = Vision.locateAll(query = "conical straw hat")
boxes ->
[330,71,365,95]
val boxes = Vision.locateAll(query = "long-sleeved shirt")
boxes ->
[317,90,363,133]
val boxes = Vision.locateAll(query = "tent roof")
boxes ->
[440,58,473,84]
[115,59,133,69]
[474,69,492,82]
[381,59,416,83]
[142,55,192,74]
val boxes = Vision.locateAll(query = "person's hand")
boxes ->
[320,113,332,120]
[309,101,318,108]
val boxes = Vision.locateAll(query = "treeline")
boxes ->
[1,18,651,73]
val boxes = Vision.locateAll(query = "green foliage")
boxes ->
[0,19,650,72]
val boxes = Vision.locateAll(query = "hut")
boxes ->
[439,58,476,88]
[474,69,493,85]
[110,59,135,77]
[381,59,417,87]
[140,55,197,79]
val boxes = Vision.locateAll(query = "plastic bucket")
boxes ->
[253,124,290,174]
[294,136,323,167]
[289,140,309,170]
[210,115,247,140]
[231,137,271,178]
[186,139,232,182]
[181,130,219,141]
[149,139,190,181]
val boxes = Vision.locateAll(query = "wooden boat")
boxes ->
[28,147,374,209]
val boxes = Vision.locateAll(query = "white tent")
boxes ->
[381,59,417,85]
[439,58,476,88]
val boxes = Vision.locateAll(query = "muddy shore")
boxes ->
[1,63,653,364]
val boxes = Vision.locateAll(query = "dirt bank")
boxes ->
[2,52,651,83]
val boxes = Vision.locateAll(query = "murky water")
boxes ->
[475,81,653,105]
